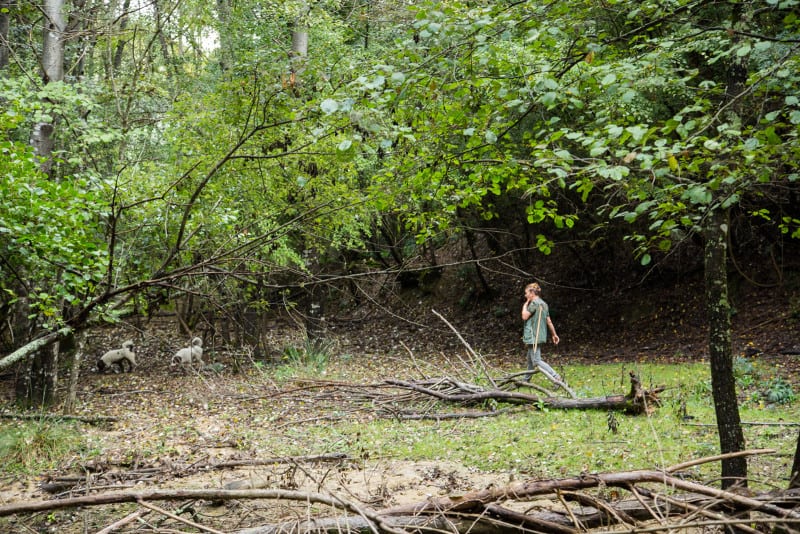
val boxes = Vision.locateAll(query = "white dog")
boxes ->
[171,337,203,368]
[97,340,136,373]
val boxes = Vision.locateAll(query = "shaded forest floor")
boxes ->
[1,262,800,532]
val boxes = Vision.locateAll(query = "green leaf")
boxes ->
[601,73,617,85]
[320,99,339,114]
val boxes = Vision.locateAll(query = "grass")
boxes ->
[0,417,86,474]
[298,358,799,488]
[1,356,797,494]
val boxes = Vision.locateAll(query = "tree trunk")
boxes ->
[304,248,326,346]
[0,0,9,70]
[20,0,66,407]
[31,0,65,177]
[289,6,324,346]
[62,332,86,415]
[704,207,747,488]
[790,428,800,489]
[15,344,59,408]
[288,1,309,93]
[215,0,232,73]
[66,0,88,78]
[112,0,130,71]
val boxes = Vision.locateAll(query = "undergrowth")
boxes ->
[0,418,85,474]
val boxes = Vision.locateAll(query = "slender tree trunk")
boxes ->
[112,0,130,71]
[62,333,86,415]
[790,429,800,489]
[289,2,308,92]
[153,0,176,75]
[31,0,65,177]
[704,207,747,488]
[20,0,66,407]
[289,4,324,345]
[215,0,232,73]
[65,0,88,77]
[304,248,325,346]
[0,0,9,70]
[703,1,751,491]
[464,225,491,295]
[15,343,59,408]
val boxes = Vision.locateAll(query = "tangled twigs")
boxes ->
[2,451,795,534]
[95,509,151,534]
[431,308,497,388]
[135,500,225,534]
[40,453,352,496]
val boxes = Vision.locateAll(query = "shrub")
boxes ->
[761,377,796,405]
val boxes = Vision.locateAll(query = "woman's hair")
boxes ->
[525,282,541,295]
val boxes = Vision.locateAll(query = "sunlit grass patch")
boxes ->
[299,359,798,487]
[0,418,86,474]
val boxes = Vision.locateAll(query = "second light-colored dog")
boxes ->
[171,337,203,368]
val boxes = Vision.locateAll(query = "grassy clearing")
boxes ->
[302,357,799,488]
[1,354,797,494]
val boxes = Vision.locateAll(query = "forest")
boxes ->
[1,0,800,532]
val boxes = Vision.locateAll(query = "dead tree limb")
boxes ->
[211,452,350,469]
[0,488,384,523]
[394,407,518,420]
[235,514,519,534]
[0,412,117,424]
[0,327,72,371]
[40,453,352,495]
[136,500,225,534]
[95,509,151,534]
[432,308,497,388]
[379,452,790,519]
[385,371,662,414]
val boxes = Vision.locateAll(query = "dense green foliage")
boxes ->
[1,0,797,331]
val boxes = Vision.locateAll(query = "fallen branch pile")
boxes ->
[3,450,798,534]
[265,370,664,427]
[385,370,662,415]
[38,453,351,496]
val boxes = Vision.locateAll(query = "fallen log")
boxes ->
[40,453,352,495]
[0,488,373,518]
[0,412,118,424]
[385,371,663,414]
[0,327,72,371]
